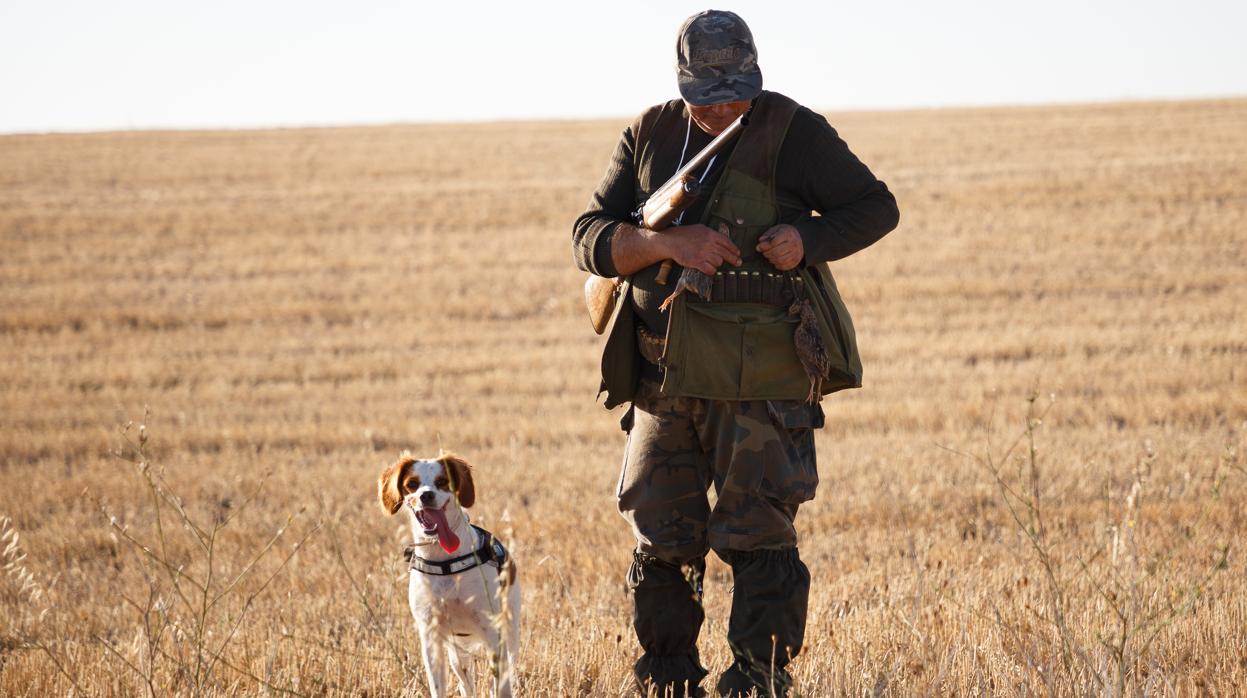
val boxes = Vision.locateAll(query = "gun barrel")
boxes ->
[642,177,702,230]
[670,113,748,184]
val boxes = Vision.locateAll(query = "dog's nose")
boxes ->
[419,491,436,505]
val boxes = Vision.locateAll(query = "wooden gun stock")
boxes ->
[584,274,619,335]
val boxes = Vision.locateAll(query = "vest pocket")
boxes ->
[663,300,812,400]
[665,301,747,399]
[739,310,808,399]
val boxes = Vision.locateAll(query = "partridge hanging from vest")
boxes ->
[790,297,830,403]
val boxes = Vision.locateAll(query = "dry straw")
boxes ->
[1,97,1245,694]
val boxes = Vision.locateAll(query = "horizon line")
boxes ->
[3,92,1245,139]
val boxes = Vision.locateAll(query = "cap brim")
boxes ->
[678,70,763,106]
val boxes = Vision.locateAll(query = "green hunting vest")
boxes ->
[599,92,862,408]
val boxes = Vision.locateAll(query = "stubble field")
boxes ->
[1,98,1245,696]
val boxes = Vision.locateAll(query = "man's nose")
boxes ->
[419,491,436,505]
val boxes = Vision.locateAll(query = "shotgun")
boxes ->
[584,112,749,334]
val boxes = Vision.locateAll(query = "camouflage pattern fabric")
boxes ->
[617,379,821,563]
[676,10,764,106]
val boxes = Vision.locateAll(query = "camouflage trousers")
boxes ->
[619,380,822,696]
[617,379,823,564]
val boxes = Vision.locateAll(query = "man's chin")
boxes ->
[694,121,730,136]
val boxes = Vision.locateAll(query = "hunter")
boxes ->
[572,10,900,697]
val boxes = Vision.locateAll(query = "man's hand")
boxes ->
[661,223,743,276]
[756,224,804,271]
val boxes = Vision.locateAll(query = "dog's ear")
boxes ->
[378,457,413,515]
[438,452,475,509]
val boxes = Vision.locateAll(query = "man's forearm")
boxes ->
[609,223,671,277]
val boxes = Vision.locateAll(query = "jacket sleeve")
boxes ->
[780,108,900,265]
[571,124,639,278]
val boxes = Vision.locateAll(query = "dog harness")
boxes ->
[404,525,510,577]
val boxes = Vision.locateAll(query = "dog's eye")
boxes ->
[403,479,419,491]
[435,477,449,489]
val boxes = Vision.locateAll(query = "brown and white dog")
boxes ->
[379,451,520,697]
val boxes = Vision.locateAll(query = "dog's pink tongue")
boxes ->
[425,508,460,554]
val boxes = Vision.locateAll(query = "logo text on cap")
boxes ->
[693,47,742,65]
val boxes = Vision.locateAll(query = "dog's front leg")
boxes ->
[447,646,475,697]
[418,628,450,698]
[498,580,521,698]
[492,646,514,698]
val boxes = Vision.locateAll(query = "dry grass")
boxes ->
[1,97,1245,696]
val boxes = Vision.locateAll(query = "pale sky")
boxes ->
[2,0,1245,133]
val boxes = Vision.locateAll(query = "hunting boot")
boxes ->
[715,548,810,697]
[629,552,710,697]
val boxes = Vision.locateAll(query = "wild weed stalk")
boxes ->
[967,391,1234,696]
[98,411,321,697]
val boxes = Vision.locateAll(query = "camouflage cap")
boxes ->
[675,10,763,106]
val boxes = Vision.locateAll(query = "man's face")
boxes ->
[686,99,751,136]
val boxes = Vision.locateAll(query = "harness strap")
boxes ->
[404,525,510,577]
